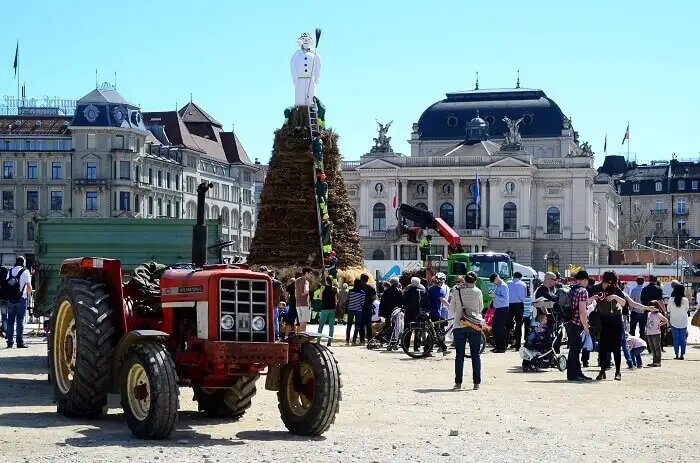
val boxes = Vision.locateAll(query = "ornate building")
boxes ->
[342,87,619,272]
[0,86,257,265]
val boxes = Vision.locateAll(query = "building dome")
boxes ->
[70,86,146,131]
[416,88,567,141]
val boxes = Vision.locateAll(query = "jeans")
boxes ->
[647,334,662,364]
[621,324,634,367]
[672,327,687,357]
[631,346,645,368]
[629,311,647,339]
[492,308,509,351]
[523,317,531,342]
[507,303,524,348]
[362,309,373,342]
[317,309,336,345]
[453,327,482,385]
[5,298,27,347]
[566,323,584,379]
[346,311,363,343]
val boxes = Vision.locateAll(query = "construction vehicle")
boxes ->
[394,204,513,304]
[48,182,341,439]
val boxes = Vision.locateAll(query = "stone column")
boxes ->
[401,179,408,205]
[359,180,370,236]
[453,179,462,230]
[489,178,501,236]
[479,178,486,229]
[520,178,532,238]
[427,179,435,213]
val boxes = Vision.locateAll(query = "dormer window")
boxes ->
[678,179,686,190]
[633,182,640,193]
[655,181,662,192]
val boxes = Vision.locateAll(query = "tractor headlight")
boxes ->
[252,316,266,332]
[221,314,235,331]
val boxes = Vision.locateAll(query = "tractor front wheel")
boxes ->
[193,375,259,419]
[278,343,341,436]
[120,342,179,439]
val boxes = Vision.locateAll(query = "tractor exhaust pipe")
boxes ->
[193,181,213,268]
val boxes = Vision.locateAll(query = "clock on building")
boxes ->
[505,181,516,194]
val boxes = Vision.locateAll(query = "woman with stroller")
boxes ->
[591,271,651,381]
[448,272,484,390]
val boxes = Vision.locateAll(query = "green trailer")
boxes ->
[33,218,221,317]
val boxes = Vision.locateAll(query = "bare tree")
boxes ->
[618,207,662,249]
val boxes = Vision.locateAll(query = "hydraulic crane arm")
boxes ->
[397,204,462,249]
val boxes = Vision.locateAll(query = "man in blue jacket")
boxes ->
[489,273,510,353]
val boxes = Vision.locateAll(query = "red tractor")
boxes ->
[47,182,341,439]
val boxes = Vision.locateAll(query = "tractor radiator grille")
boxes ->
[219,278,269,342]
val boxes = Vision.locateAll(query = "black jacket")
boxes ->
[379,286,403,319]
[403,285,424,318]
[640,284,663,307]
[363,284,377,314]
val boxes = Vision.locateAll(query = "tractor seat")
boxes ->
[126,262,167,317]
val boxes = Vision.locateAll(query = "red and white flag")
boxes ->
[621,124,629,145]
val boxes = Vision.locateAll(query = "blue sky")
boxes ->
[1,1,697,166]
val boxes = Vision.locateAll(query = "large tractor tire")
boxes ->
[193,375,259,418]
[278,343,341,436]
[48,277,115,418]
[120,341,179,439]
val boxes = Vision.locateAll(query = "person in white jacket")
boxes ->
[667,284,689,360]
[290,32,321,106]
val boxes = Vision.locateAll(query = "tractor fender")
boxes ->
[111,330,169,393]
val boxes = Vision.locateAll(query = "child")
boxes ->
[275,301,287,341]
[525,313,550,351]
[626,332,647,369]
[646,300,669,367]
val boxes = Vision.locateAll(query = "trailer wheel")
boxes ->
[193,375,259,418]
[48,278,115,418]
[278,343,341,436]
[120,342,179,439]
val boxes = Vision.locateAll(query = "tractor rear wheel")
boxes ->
[120,342,179,439]
[48,277,115,418]
[278,343,341,436]
[193,375,259,418]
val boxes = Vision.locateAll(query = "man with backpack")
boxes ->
[2,256,32,348]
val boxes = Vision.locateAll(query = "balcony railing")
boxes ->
[543,233,563,239]
[650,209,668,215]
[74,178,108,187]
[674,210,689,216]
[499,231,520,239]
[370,231,387,238]
[457,229,486,237]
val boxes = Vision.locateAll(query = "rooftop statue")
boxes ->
[501,116,523,149]
[371,120,393,153]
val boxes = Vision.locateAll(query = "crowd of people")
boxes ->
[264,264,693,389]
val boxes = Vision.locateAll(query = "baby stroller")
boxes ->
[519,321,567,372]
[367,307,404,351]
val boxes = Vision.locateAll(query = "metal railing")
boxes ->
[499,231,520,238]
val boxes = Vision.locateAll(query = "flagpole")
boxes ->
[16,42,20,105]
[627,121,630,162]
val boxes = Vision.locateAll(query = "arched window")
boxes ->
[243,211,252,229]
[232,209,239,228]
[415,202,428,211]
[186,201,196,219]
[545,252,559,273]
[372,249,385,260]
[372,203,386,231]
[546,207,561,234]
[439,202,454,227]
[503,202,517,231]
[211,205,220,222]
[221,208,230,227]
[204,205,210,220]
[466,202,478,229]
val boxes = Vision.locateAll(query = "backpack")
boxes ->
[4,268,27,303]
[419,290,433,314]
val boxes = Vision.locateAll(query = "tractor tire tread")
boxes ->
[194,375,259,419]
[49,277,115,418]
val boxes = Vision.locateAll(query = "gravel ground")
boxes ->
[0,324,699,463]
